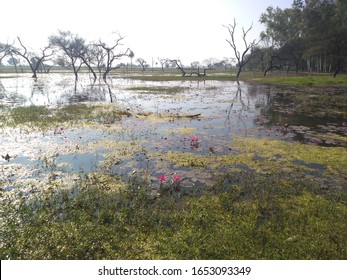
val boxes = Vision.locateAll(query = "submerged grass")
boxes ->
[127,86,189,94]
[162,136,347,190]
[0,103,130,129]
[126,74,236,82]
[1,171,345,260]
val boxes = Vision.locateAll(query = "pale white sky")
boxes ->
[0,0,293,65]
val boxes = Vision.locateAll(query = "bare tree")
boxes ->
[129,50,134,70]
[7,55,19,72]
[10,37,54,79]
[169,59,186,76]
[170,59,210,77]
[94,33,131,82]
[49,30,84,80]
[203,57,219,68]
[224,19,263,79]
[77,44,98,82]
[136,58,148,71]
[158,58,169,72]
[191,61,200,68]
[0,43,11,65]
[89,44,106,77]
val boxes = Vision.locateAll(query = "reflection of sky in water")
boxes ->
[0,75,265,188]
[0,74,260,116]
[1,75,346,192]
[0,74,265,139]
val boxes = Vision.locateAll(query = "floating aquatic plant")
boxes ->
[158,175,167,183]
[158,174,182,193]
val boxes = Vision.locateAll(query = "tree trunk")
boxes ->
[80,57,97,83]
[333,59,342,78]
[236,66,242,79]
[103,70,110,83]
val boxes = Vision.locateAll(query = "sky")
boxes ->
[0,0,293,65]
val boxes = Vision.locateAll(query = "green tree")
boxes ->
[260,3,305,73]
[304,0,347,76]
[260,0,346,76]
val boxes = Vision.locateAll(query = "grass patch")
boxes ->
[118,69,347,86]
[161,136,347,190]
[0,103,130,129]
[125,73,236,82]
[127,86,189,94]
[250,74,347,87]
[290,89,347,118]
[165,136,347,174]
[1,172,345,260]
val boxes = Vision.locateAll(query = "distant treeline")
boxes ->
[0,0,346,78]
[246,0,347,77]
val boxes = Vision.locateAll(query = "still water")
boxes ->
[0,73,346,192]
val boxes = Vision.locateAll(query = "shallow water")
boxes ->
[1,73,346,192]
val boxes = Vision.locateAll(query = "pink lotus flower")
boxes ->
[172,175,181,192]
[190,137,199,148]
[158,175,167,182]
[173,175,181,181]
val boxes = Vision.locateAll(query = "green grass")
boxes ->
[1,172,346,260]
[1,66,346,86]
[0,103,130,129]
[120,70,347,86]
[127,86,190,94]
[0,70,346,260]
[125,74,236,82]
[249,74,347,87]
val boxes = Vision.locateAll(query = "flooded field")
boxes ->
[1,73,347,197]
[1,73,347,260]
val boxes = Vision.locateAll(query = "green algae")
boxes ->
[230,137,347,176]
[164,151,210,168]
[167,126,197,135]
[127,86,189,94]
[159,136,347,190]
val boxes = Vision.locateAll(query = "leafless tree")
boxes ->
[129,50,134,70]
[94,33,131,82]
[76,44,98,82]
[224,19,263,79]
[7,54,19,72]
[89,44,106,77]
[170,59,211,77]
[49,30,84,80]
[203,57,219,68]
[169,59,186,76]
[191,61,200,68]
[0,43,11,65]
[158,58,169,72]
[136,58,148,71]
[10,37,54,79]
